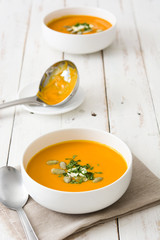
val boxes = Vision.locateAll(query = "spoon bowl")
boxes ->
[38,60,79,106]
[0,166,28,209]
[0,166,38,239]
[0,60,79,109]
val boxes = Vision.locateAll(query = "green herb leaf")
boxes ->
[71,180,76,184]
[85,172,94,180]
[78,178,84,184]
[65,158,72,160]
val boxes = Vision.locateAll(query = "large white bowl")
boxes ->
[42,7,116,54]
[21,128,132,214]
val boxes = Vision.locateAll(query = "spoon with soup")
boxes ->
[0,60,79,109]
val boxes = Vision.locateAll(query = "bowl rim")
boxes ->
[21,127,132,195]
[42,6,117,37]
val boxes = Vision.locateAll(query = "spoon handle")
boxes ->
[17,208,38,240]
[0,96,40,109]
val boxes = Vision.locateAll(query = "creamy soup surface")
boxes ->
[26,140,127,192]
[47,15,112,35]
[37,61,77,105]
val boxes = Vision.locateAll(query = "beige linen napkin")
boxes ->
[0,156,160,240]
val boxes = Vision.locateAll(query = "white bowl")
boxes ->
[42,7,116,54]
[21,128,132,214]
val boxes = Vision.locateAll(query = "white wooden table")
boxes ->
[0,0,160,239]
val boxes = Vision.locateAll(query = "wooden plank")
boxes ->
[66,0,98,7]
[0,0,31,167]
[100,0,160,177]
[98,0,160,239]
[61,52,109,130]
[132,0,160,128]
[62,0,109,130]
[119,205,160,240]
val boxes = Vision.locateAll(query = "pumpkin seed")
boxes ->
[96,29,103,33]
[60,161,66,169]
[83,177,88,182]
[92,177,103,183]
[51,168,65,175]
[46,160,59,165]
[64,176,71,183]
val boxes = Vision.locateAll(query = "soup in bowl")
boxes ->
[21,128,132,214]
[42,7,116,54]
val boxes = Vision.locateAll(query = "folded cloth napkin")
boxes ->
[0,156,160,240]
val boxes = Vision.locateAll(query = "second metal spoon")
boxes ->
[0,166,38,240]
[0,60,79,109]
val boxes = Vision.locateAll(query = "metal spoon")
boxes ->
[0,166,38,240]
[0,60,79,109]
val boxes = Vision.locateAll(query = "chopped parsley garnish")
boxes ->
[64,23,93,34]
[49,155,103,184]
[64,155,103,184]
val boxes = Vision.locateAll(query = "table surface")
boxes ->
[0,0,160,239]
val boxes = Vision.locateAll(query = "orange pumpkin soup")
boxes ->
[26,140,127,192]
[37,61,77,105]
[47,15,112,35]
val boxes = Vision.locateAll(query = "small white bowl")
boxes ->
[42,7,116,54]
[21,128,132,214]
